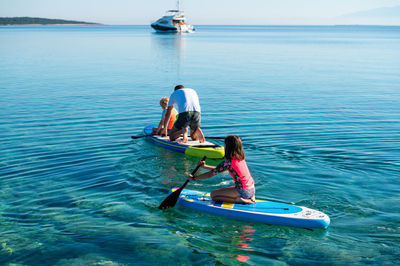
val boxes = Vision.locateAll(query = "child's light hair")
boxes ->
[160,97,169,107]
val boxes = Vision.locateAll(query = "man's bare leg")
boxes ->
[190,127,205,143]
[169,126,187,142]
[182,127,188,143]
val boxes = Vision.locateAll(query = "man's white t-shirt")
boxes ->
[168,88,201,114]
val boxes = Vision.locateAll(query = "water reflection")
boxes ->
[156,149,195,186]
[151,33,186,81]
[233,225,255,262]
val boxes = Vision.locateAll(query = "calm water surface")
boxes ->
[0,25,399,265]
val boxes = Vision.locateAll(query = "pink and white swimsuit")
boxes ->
[211,158,254,190]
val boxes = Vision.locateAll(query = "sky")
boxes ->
[1,0,400,25]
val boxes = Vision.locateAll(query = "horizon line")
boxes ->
[119,23,400,26]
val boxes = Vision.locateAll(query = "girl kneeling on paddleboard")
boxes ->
[188,135,256,204]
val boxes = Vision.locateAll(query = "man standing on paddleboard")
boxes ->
[162,85,205,143]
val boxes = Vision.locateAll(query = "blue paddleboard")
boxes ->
[173,188,330,229]
[143,125,224,159]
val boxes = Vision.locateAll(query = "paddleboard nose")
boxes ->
[323,214,331,228]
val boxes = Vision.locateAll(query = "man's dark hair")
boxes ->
[174,85,184,91]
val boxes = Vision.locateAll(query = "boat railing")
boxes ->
[166,10,185,16]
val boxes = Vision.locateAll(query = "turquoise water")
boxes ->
[1,25,399,265]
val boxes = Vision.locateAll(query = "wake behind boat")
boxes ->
[151,0,195,33]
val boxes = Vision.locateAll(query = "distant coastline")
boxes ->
[0,17,101,25]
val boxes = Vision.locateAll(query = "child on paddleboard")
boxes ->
[188,135,256,204]
[152,97,178,135]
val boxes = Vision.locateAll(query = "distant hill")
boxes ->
[0,17,100,25]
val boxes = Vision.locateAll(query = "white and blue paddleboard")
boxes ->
[143,125,225,159]
[173,188,330,229]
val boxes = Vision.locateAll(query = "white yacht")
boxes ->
[151,0,195,33]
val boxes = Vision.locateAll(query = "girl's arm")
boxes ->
[198,159,216,171]
[202,164,215,170]
[188,171,214,181]
[189,159,229,181]
[188,159,230,181]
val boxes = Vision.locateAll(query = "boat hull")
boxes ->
[151,24,178,33]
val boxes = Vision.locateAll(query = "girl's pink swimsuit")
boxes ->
[211,158,254,189]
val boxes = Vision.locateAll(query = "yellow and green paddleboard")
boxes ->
[143,125,225,159]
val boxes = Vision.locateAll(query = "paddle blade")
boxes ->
[131,135,145,139]
[158,186,184,210]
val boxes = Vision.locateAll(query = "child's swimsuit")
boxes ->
[161,109,177,129]
[211,158,255,198]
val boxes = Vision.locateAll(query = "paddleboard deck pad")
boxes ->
[172,188,330,229]
[143,125,224,159]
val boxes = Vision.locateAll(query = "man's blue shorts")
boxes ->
[173,111,201,131]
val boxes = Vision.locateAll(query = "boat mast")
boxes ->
[176,0,180,11]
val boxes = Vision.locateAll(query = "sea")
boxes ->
[0,25,399,265]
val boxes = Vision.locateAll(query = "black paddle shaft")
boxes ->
[131,135,146,139]
[158,156,207,209]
